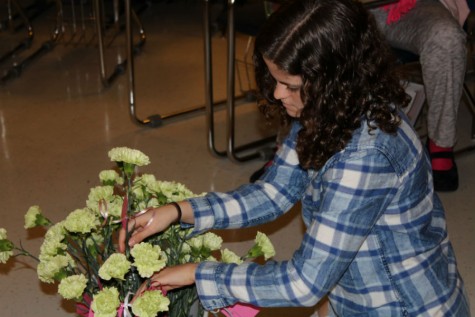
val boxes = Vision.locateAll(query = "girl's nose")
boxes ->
[274,83,288,100]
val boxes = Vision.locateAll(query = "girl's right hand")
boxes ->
[118,203,183,253]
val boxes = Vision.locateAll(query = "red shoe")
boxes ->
[426,141,459,192]
[431,151,459,192]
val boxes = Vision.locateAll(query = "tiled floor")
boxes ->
[0,1,473,316]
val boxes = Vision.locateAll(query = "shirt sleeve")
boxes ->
[187,123,310,235]
[194,147,401,310]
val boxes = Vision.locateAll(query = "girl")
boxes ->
[120,0,470,315]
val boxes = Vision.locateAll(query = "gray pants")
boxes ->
[370,0,467,147]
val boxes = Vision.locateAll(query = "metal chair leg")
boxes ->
[224,0,274,163]
[242,35,255,94]
[452,83,475,154]
[205,0,275,161]
[204,0,226,157]
[0,0,64,85]
[0,0,34,66]
[125,0,165,127]
[94,0,145,89]
[124,0,231,128]
[235,35,255,97]
[462,83,475,140]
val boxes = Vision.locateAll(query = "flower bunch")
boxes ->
[0,147,276,317]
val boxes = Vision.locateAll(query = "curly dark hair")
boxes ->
[254,0,409,170]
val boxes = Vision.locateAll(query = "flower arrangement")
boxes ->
[0,147,275,317]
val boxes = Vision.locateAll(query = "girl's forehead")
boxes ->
[264,58,302,84]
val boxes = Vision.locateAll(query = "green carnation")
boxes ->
[187,236,203,250]
[131,242,166,278]
[186,233,218,261]
[0,228,13,264]
[153,181,195,202]
[85,232,105,248]
[255,232,275,260]
[91,287,120,317]
[221,248,243,264]
[137,173,157,185]
[39,222,67,261]
[98,170,124,185]
[37,254,75,283]
[160,250,168,264]
[44,222,66,242]
[246,231,276,260]
[180,253,191,264]
[206,255,218,261]
[202,232,223,251]
[86,186,114,214]
[146,197,159,208]
[24,205,51,229]
[38,237,67,261]
[133,174,157,193]
[86,186,123,219]
[132,290,170,317]
[0,244,13,264]
[180,241,191,254]
[58,274,87,299]
[108,147,150,166]
[63,208,98,234]
[98,253,131,280]
[106,197,124,218]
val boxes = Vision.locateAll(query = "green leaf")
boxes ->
[0,239,14,251]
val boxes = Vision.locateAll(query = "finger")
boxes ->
[131,281,149,303]
[150,279,181,292]
[128,228,150,247]
[128,213,158,247]
[159,284,181,292]
[118,226,126,253]
[118,217,137,253]
[123,214,152,249]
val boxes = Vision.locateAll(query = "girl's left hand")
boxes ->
[133,263,199,301]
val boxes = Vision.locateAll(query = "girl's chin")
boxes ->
[285,110,301,118]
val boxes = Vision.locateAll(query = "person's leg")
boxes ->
[371,0,467,191]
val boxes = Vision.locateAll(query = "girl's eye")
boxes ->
[287,86,301,92]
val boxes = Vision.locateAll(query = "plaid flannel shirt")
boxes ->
[187,115,469,316]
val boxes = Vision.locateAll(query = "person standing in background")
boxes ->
[370,0,470,192]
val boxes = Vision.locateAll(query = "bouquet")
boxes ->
[0,147,275,317]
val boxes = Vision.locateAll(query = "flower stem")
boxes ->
[13,247,40,262]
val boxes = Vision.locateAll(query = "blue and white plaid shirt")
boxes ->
[187,115,469,316]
